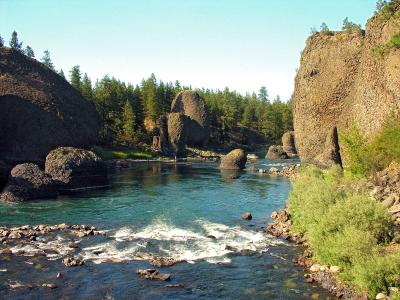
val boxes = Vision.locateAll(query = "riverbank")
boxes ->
[266,165,400,300]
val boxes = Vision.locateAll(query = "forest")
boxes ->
[1,31,293,152]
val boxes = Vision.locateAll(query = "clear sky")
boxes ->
[1,0,376,100]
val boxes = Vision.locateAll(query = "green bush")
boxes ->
[372,31,400,58]
[288,166,398,297]
[341,118,400,176]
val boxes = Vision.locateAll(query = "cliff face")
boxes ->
[0,48,100,164]
[293,14,400,166]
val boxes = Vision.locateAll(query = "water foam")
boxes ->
[79,219,284,264]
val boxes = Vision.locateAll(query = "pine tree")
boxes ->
[342,17,361,33]
[81,73,93,101]
[118,100,136,147]
[0,34,4,47]
[320,22,330,34]
[58,69,66,79]
[25,45,35,58]
[9,31,23,51]
[141,74,160,121]
[41,50,55,70]
[376,0,388,12]
[69,65,82,91]
[258,86,270,103]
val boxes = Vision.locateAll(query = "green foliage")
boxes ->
[320,22,331,35]
[81,73,93,101]
[0,34,4,47]
[376,0,400,21]
[41,50,55,70]
[69,65,82,91]
[288,166,398,297]
[372,31,400,58]
[91,146,153,160]
[342,17,362,33]
[58,69,65,79]
[118,100,137,147]
[24,45,35,58]
[341,119,400,176]
[9,31,23,51]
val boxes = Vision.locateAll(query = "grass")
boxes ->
[288,166,399,298]
[91,145,154,160]
[372,31,400,59]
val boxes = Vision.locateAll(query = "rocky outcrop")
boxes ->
[0,160,11,191]
[0,48,99,164]
[220,149,247,170]
[158,115,169,154]
[282,131,297,157]
[167,113,188,156]
[314,127,343,168]
[170,91,210,146]
[293,13,400,167]
[266,145,289,160]
[0,163,58,202]
[45,147,108,192]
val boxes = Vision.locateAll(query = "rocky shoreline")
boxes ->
[266,209,367,299]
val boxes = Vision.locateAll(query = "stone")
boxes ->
[45,147,108,192]
[293,22,400,167]
[266,145,288,160]
[0,163,58,202]
[310,264,321,272]
[0,48,99,164]
[136,269,171,281]
[375,293,386,300]
[242,212,252,220]
[220,149,247,170]
[171,90,210,146]
[158,115,169,154]
[42,283,57,289]
[382,195,396,208]
[314,127,342,169]
[329,265,341,274]
[268,167,279,174]
[167,113,188,157]
[63,257,84,267]
[282,131,297,156]
[389,204,400,215]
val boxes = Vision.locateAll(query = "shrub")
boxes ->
[341,118,400,176]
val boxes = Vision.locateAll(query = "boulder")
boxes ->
[282,131,297,157]
[0,48,99,164]
[158,115,169,154]
[220,149,247,170]
[171,90,210,146]
[266,145,288,160]
[167,113,188,157]
[0,163,58,202]
[242,212,252,220]
[45,147,108,192]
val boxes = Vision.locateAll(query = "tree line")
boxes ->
[1,31,293,150]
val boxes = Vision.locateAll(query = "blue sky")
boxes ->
[1,0,376,100]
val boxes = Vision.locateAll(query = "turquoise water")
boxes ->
[0,160,333,299]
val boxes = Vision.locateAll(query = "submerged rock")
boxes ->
[0,163,58,202]
[45,147,108,192]
[220,149,247,170]
[136,269,171,281]
[242,212,252,220]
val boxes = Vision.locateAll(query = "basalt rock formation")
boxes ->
[0,163,58,202]
[167,113,188,156]
[170,90,210,146]
[45,147,108,192]
[266,145,289,160]
[0,48,99,164]
[293,12,400,167]
[282,131,297,157]
[220,149,247,170]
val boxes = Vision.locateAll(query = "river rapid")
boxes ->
[0,160,333,299]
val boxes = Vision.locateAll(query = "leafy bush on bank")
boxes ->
[288,166,399,298]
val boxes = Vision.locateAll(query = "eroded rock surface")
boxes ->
[220,149,247,170]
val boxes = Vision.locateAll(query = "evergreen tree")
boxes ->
[376,0,388,11]
[342,17,361,33]
[9,31,23,51]
[141,74,160,121]
[41,50,55,70]
[81,73,93,101]
[118,100,136,147]
[258,86,269,103]
[320,22,330,34]
[69,65,82,91]
[0,34,4,48]
[25,45,35,58]
[58,69,66,79]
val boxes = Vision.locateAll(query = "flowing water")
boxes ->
[0,160,333,299]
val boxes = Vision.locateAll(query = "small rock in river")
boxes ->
[242,212,252,220]
[42,283,57,289]
[68,242,79,249]
[63,257,84,267]
[136,269,171,281]
[165,284,184,288]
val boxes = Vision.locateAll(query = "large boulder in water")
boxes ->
[45,147,108,192]
[282,131,297,157]
[266,145,289,160]
[167,113,188,156]
[0,163,58,202]
[171,91,210,146]
[220,149,247,170]
[0,48,100,164]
